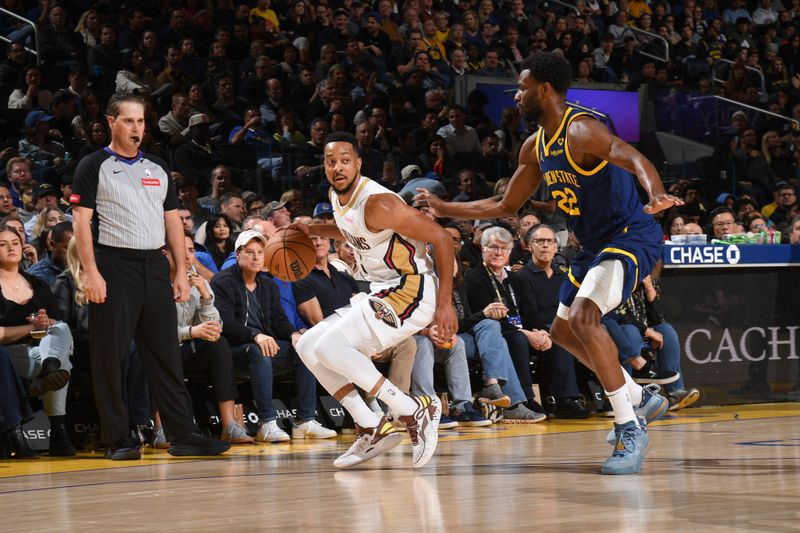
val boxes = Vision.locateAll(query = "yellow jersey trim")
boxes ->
[568,267,582,288]
[543,108,572,156]
[334,176,371,217]
[564,112,609,176]
[599,246,640,290]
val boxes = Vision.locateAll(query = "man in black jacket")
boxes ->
[511,224,592,419]
[463,226,550,422]
[211,230,335,443]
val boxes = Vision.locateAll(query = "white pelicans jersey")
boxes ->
[331,176,434,286]
[331,176,437,330]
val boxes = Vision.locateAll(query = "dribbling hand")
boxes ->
[432,304,458,341]
[644,193,684,215]
[413,188,444,217]
[286,222,310,237]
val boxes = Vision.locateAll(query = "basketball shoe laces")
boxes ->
[404,410,426,446]
[614,425,640,455]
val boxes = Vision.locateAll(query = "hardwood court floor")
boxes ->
[2,403,799,533]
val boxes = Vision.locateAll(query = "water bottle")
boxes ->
[63,151,71,166]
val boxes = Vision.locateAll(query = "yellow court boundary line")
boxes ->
[2,403,799,479]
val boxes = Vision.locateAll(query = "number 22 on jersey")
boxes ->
[552,187,581,216]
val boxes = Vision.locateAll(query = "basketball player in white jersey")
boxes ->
[294,132,457,469]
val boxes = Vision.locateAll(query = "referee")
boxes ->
[71,93,230,459]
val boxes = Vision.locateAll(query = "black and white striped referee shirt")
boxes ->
[70,147,179,250]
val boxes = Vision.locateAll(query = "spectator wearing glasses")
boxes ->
[464,226,548,423]
[512,224,593,418]
[768,183,798,232]
[708,207,737,241]
[743,212,770,234]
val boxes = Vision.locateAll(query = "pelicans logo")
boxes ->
[369,298,399,328]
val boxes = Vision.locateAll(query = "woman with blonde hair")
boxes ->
[54,237,154,448]
[493,178,510,197]
[461,10,480,44]
[314,44,338,80]
[31,207,66,244]
[74,9,101,47]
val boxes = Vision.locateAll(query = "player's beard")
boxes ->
[521,96,543,123]
[331,171,358,196]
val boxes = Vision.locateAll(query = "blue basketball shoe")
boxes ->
[601,420,649,475]
[605,384,668,444]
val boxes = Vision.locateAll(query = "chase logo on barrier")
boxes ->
[664,244,800,268]
[726,245,741,264]
[667,244,740,265]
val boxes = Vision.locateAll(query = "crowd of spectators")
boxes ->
[1,0,799,457]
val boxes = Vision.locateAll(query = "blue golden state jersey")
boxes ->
[535,106,659,253]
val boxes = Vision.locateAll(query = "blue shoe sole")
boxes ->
[639,395,669,423]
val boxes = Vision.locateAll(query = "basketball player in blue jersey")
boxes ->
[415,52,684,475]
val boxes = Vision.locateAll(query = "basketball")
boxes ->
[264,228,316,282]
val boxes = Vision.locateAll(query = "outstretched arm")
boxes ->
[567,117,683,214]
[365,194,458,339]
[414,133,543,220]
[304,223,344,240]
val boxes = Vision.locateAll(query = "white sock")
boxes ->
[605,385,639,426]
[623,368,643,406]
[376,379,417,417]
[340,390,381,428]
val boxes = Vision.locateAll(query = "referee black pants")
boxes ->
[90,246,197,444]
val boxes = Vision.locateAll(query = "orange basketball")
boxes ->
[264,228,316,282]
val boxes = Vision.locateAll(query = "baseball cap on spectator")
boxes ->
[398,177,448,204]
[474,220,494,231]
[188,113,210,127]
[765,43,778,54]
[25,109,54,128]
[313,202,334,218]
[773,180,790,191]
[242,190,258,204]
[365,10,381,22]
[33,183,58,200]
[731,110,747,120]
[716,193,735,205]
[264,200,287,214]
[401,165,422,182]
[235,229,267,251]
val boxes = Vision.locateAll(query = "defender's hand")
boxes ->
[413,188,444,217]
[644,193,684,215]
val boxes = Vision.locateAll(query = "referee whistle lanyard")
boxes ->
[483,262,519,311]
